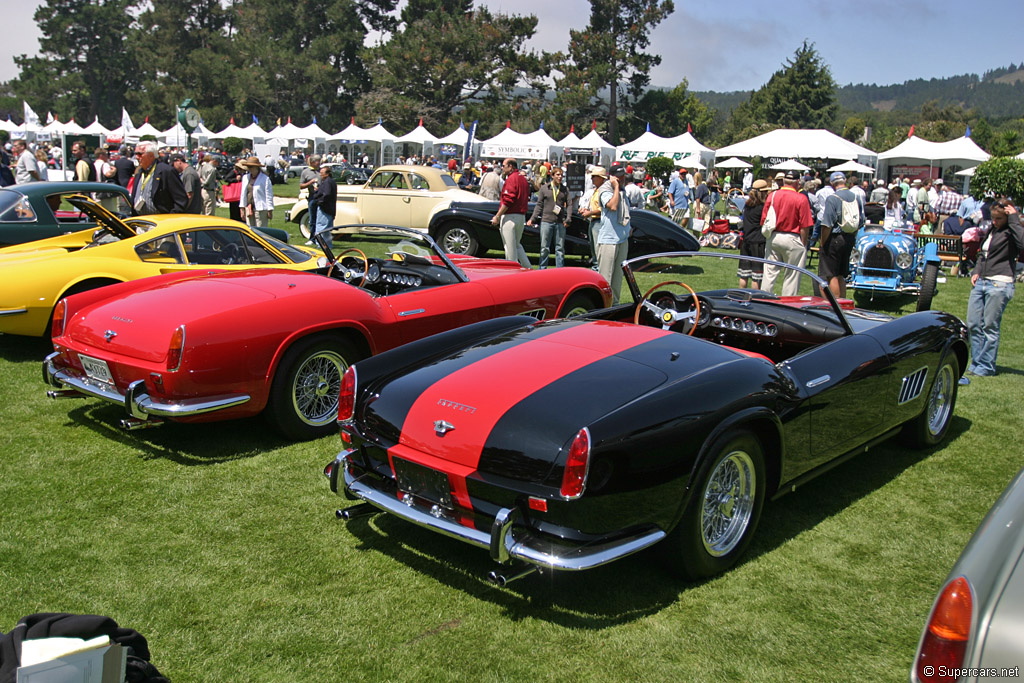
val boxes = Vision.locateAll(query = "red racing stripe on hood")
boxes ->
[393,321,669,509]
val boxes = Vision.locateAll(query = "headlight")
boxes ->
[849,248,860,266]
[897,251,913,269]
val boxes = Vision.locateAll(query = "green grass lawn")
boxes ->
[1,242,1021,681]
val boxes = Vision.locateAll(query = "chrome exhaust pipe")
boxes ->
[487,564,539,587]
[336,503,377,521]
[46,389,84,399]
[119,417,164,430]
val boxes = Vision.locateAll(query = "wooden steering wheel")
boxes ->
[633,280,701,335]
[335,247,368,287]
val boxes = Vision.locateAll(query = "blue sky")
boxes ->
[3,0,1021,92]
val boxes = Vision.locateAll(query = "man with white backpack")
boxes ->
[819,171,865,298]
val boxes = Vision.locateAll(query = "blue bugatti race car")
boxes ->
[848,224,942,311]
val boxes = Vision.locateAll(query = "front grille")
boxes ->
[861,244,895,277]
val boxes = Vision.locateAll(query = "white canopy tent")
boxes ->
[578,128,615,167]
[81,117,110,136]
[715,156,753,169]
[395,121,440,159]
[479,125,550,160]
[615,126,714,168]
[134,120,163,139]
[239,122,267,142]
[769,159,811,171]
[717,128,876,164]
[0,117,17,132]
[209,121,251,140]
[877,135,989,179]
[828,160,877,175]
[326,119,393,164]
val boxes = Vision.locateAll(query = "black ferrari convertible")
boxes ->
[428,201,699,261]
[325,252,968,584]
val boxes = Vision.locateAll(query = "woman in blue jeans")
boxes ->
[966,199,1024,376]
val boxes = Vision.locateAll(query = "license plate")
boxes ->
[393,457,452,509]
[79,354,113,384]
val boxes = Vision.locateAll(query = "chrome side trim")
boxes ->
[339,453,666,572]
[44,357,250,420]
[0,308,28,317]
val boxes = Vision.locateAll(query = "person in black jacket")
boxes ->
[311,163,337,234]
[130,141,187,215]
[527,166,570,268]
[966,198,1024,376]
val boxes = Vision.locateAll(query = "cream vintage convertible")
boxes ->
[285,165,488,239]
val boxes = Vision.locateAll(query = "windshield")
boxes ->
[315,224,467,283]
[622,251,851,332]
[260,232,314,263]
[0,190,35,222]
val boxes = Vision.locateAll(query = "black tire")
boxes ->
[557,291,599,318]
[298,211,312,240]
[916,262,939,312]
[664,429,766,580]
[904,354,959,448]
[265,335,362,441]
[437,222,479,256]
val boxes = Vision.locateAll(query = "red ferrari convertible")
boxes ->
[44,225,612,440]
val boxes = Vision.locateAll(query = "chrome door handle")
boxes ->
[806,375,830,388]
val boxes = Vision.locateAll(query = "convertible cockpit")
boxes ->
[624,252,860,364]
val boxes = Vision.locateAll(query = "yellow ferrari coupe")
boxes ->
[0,196,325,337]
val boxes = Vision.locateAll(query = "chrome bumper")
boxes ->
[43,352,251,424]
[330,450,667,572]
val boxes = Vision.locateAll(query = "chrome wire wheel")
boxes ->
[441,225,472,255]
[291,349,346,427]
[700,449,756,557]
[927,363,955,437]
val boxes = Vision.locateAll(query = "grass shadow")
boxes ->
[62,402,293,465]
[0,334,53,363]
[340,416,971,629]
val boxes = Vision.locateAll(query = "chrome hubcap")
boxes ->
[701,450,756,557]
[927,363,954,435]
[292,350,346,426]
[442,228,470,254]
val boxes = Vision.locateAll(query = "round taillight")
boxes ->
[51,299,67,339]
[337,365,357,423]
[915,576,973,682]
[560,427,591,500]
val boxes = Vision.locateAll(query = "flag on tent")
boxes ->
[252,114,258,124]
[46,112,54,125]
[23,101,40,129]
[121,107,134,131]
[965,125,972,138]
[687,123,692,133]
[908,124,915,138]
[276,117,281,126]
[464,120,478,165]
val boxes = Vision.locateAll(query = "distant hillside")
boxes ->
[693,66,1024,120]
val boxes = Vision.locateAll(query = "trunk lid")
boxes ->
[66,272,282,363]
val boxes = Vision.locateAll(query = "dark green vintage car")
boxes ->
[0,181,132,247]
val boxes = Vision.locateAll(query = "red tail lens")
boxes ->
[560,428,591,500]
[167,325,185,371]
[337,365,357,423]
[51,299,67,338]
[916,576,973,682]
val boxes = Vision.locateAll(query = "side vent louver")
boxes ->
[898,367,929,405]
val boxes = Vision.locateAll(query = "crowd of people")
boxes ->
[4,137,1020,376]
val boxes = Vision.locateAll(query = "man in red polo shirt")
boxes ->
[490,157,532,267]
[761,169,814,295]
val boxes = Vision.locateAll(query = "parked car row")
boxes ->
[0,178,992,679]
